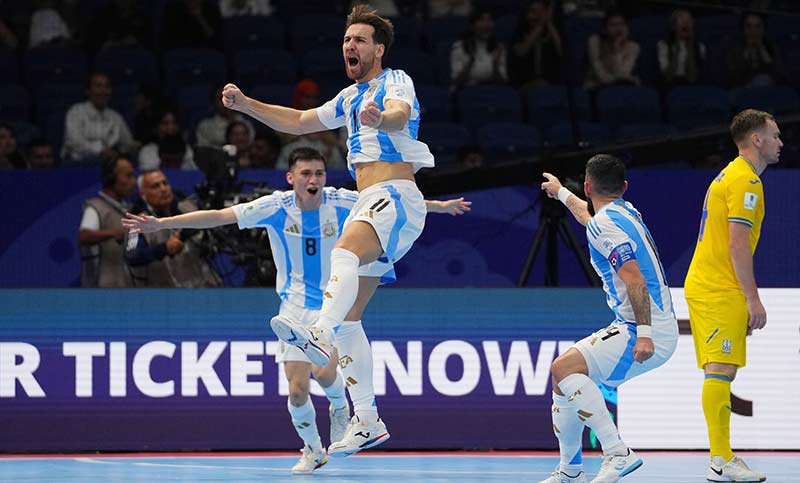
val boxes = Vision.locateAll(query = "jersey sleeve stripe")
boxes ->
[728,217,754,227]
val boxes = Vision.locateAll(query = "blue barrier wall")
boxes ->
[0,288,609,452]
[1,169,798,287]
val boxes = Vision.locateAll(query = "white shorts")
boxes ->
[574,321,678,388]
[275,300,320,364]
[344,179,426,284]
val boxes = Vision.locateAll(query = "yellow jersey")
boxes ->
[685,156,765,295]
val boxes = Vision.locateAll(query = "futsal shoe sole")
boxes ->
[270,315,331,366]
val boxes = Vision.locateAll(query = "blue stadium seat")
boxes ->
[457,85,522,128]
[250,83,295,109]
[730,86,800,115]
[477,122,541,162]
[596,85,662,128]
[301,48,349,89]
[109,83,139,126]
[384,48,436,84]
[427,16,469,50]
[94,45,159,87]
[615,122,675,142]
[526,86,591,130]
[0,50,19,84]
[667,85,730,131]
[495,15,517,44]
[234,49,297,88]
[391,16,420,48]
[290,15,344,53]
[546,121,611,148]
[562,16,602,80]
[24,46,87,88]
[34,83,84,122]
[416,121,471,166]
[434,40,454,85]
[415,84,451,122]
[0,84,31,121]
[222,15,285,52]
[176,84,215,135]
[163,48,227,94]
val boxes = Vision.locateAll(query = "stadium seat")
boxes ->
[384,47,436,84]
[415,84,452,122]
[0,84,31,121]
[24,46,87,88]
[234,48,297,88]
[43,111,66,156]
[730,86,800,115]
[526,86,591,130]
[427,16,469,50]
[477,122,541,162]
[94,45,159,87]
[457,85,522,128]
[176,84,215,135]
[667,85,730,131]
[596,85,662,128]
[223,15,285,52]
[163,48,227,94]
[250,84,295,109]
[416,121,471,166]
[290,15,344,53]
[546,121,611,148]
[615,122,675,142]
[34,83,84,122]
[391,16,420,48]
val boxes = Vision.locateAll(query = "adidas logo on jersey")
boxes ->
[285,224,300,234]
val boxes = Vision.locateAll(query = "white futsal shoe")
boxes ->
[291,445,327,474]
[538,468,588,483]
[270,315,333,367]
[329,403,351,445]
[707,455,766,482]
[328,415,390,457]
[590,448,643,483]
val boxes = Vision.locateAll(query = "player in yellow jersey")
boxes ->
[685,109,781,482]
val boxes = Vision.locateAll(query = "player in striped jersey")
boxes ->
[539,155,678,483]
[219,5,449,456]
[122,147,469,472]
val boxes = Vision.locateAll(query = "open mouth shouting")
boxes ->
[307,187,320,196]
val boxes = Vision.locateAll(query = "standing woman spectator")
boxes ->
[508,0,562,89]
[658,9,706,89]
[584,10,640,90]
[450,8,507,91]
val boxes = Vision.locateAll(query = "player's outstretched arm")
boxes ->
[122,208,238,234]
[541,172,591,225]
[617,260,655,362]
[425,197,472,216]
[221,83,327,135]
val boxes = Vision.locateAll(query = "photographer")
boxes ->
[125,170,222,288]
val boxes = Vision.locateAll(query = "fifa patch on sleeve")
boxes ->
[608,242,635,271]
[744,192,759,210]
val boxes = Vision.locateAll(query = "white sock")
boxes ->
[336,320,378,421]
[321,372,347,410]
[287,397,322,451]
[558,373,626,456]
[316,248,359,334]
[552,393,584,474]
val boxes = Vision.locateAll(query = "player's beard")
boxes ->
[587,197,596,217]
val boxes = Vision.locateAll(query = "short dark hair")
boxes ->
[345,4,394,51]
[288,147,326,170]
[730,109,774,145]
[586,154,626,197]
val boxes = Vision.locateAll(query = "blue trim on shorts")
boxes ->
[607,325,637,382]
[384,185,407,261]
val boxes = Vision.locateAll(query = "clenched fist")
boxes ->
[222,83,247,112]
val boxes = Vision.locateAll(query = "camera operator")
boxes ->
[125,169,222,288]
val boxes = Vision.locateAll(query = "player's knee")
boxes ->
[288,381,310,406]
[312,364,336,387]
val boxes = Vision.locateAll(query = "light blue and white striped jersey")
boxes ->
[586,199,676,327]
[232,187,359,310]
[316,68,434,178]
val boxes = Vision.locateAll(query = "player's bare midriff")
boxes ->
[354,160,415,192]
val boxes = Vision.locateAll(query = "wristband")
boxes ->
[636,325,652,338]
[557,187,572,205]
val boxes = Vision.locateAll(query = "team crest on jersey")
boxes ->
[721,339,733,354]
[322,221,337,238]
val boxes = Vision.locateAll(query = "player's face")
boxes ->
[287,159,327,205]
[141,171,173,211]
[756,119,782,165]
[343,23,384,82]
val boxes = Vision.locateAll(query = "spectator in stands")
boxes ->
[28,0,73,48]
[727,12,784,88]
[62,72,136,164]
[248,127,281,168]
[79,157,136,287]
[508,0,563,89]
[225,120,253,167]
[0,124,26,169]
[350,0,399,17]
[85,0,147,54]
[139,108,196,170]
[125,169,222,288]
[457,143,483,170]
[218,0,274,17]
[450,8,507,91]
[27,139,55,169]
[429,0,471,17]
[196,84,255,147]
[657,9,706,89]
[132,85,167,144]
[161,0,221,50]
[0,18,18,49]
[584,10,640,90]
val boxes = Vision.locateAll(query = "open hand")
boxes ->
[440,197,472,216]
[122,212,162,234]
